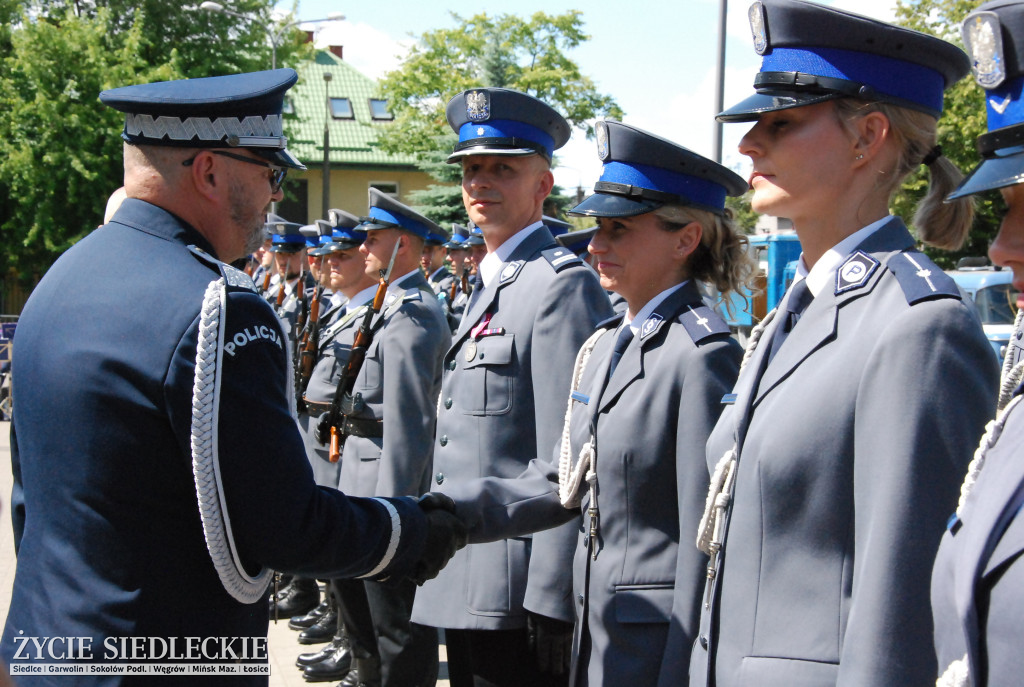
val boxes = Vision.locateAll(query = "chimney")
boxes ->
[328,45,343,60]
[303,30,314,44]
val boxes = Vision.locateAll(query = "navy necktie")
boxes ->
[467,272,484,311]
[766,279,814,365]
[607,325,635,378]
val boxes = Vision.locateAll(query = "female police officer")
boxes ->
[932,3,1024,685]
[435,120,753,686]
[689,2,1000,686]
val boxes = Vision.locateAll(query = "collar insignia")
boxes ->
[640,313,663,340]
[835,250,880,295]
[500,260,524,284]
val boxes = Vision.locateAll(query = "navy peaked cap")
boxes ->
[556,226,598,255]
[446,88,571,162]
[357,188,440,240]
[310,209,366,254]
[267,214,306,253]
[307,220,335,256]
[445,224,470,250]
[572,121,747,218]
[950,1,1024,198]
[300,223,321,249]
[99,69,305,170]
[718,0,969,122]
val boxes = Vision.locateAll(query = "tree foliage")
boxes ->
[376,11,623,158]
[892,0,996,268]
[0,0,310,282]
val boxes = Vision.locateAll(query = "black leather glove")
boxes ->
[527,610,574,675]
[314,412,331,446]
[411,493,469,585]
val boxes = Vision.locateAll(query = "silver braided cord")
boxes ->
[558,328,611,508]
[998,307,1024,412]
[738,307,776,376]
[191,279,272,604]
[936,653,969,687]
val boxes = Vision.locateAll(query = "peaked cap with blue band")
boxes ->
[300,224,322,250]
[465,221,485,246]
[266,214,306,253]
[556,226,598,256]
[950,0,1024,199]
[571,121,747,218]
[309,208,366,254]
[445,88,571,163]
[99,69,306,170]
[717,0,970,123]
[357,188,441,240]
[445,224,471,250]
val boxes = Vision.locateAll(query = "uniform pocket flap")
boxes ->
[613,584,673,624]
[464,335,514,369]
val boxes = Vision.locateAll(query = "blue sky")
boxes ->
[274,0,896,193]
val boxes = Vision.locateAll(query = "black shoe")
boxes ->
[295,637,343,669]
[289,599,331,631]
[337,653,380,687]
[301,640,352,682]
[297,607,339,645]
[270,578,320,619]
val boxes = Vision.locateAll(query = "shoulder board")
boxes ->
[886,251,960,305]
[678,304,731,343]
[595,312,625,331]
[541,246,582,272]
[187,245,256,292]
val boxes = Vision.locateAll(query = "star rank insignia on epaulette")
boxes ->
[835,251,880,295]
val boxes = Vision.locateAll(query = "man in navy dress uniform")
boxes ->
[410,87,613,687]
[2,69,465,684]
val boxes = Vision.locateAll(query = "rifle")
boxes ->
[318,238,402,463]
[261,270,272,294]
[298,282,324,395]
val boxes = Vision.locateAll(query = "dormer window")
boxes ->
[329,97,354,119]
[369,99,393,120]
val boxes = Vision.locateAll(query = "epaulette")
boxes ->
[678,303,731,343]
[595,312,624,331]
[541,246,582,272]
[187,245,256,292]
[381,287,424,317]
[887,250,961,305]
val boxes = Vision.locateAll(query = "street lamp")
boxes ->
[712,0,728,164]
[197,2,345,70]
[323,72,333,219]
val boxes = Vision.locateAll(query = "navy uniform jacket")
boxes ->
[2,199,428,683]
[690,218,999,687]
[441,281,740,686]
[337,272,450,499]
[931,381,1024,687]
[412,225,613,630]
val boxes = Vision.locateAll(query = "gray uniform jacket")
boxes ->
[931,381,1024,687]
[299,300,364,487]
[441,281,741,686]
[428,266,457,299]
[337,272,450,499]
[411,225,613,630]
[690,218,999,687]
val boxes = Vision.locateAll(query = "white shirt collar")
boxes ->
[623,281,688,335]
[797,216,892,296]
[479,221,545,288]
[343,285,377,314]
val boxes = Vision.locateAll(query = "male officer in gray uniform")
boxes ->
[933,4,1024,685]
[325,189,451,686]
[411,88,613,687]
[2,69,466,683]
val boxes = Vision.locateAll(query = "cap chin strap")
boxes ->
[191,278,273,604]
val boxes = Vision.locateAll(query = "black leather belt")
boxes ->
[301,400,383,439]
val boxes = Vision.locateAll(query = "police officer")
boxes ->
[313,189,450,687]
[690,3,999,686]
[267,218,315,348]
[932,4,1024,685]
[555,227,627,314]
[2,69,466,681]
[430,121,753,686]
[410,88,613,687]
[421,228,456,295]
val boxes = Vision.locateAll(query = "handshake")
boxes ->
[408,492,469,586]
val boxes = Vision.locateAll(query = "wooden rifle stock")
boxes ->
[275,277,286,307]
[261,270,271,293]
[327,270,391,463]
[299,285,323,383]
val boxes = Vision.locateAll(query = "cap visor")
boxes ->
[268,244,304,253]
[569,192,661,218]
[254,147,306,171]
[716,90,843,123]
[948,150,1024,200]
[446,146,542,164]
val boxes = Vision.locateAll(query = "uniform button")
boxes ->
[577,593,584,605]
[444,398,452,409]
[1018,330,1022,341]
[435,472,445,485]
[439,435,448,446]
[699,635,708,649]
[449,360,457,371]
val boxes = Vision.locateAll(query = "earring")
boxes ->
[855,154,864,160]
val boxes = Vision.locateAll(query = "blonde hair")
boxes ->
[833,99,974,251]
[652,204,756,310]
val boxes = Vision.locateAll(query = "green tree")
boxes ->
[893,0,996,268]
[380,10,622,225]
[727,191,760,234]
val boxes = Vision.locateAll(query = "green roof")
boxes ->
[285,51,417,168]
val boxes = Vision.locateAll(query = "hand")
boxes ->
[314,412,331,446]
[527,611,574,676]
[411,493,468,585]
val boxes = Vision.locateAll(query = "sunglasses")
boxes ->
[183,150,287,193]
